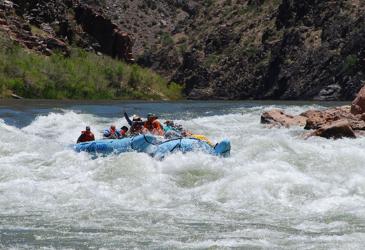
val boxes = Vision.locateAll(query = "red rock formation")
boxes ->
[351,84,365,115]
[302,106,350,130]
[312,120,356,139]
[302,106,365,131]
[261,85,365,139]
[261,109,307,127]
[74,4,134,62]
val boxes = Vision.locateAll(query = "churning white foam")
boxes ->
[1,106,365,249]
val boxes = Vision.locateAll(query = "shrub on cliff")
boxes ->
[0,35,182,100]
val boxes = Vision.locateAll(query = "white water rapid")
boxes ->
[1,102,365,249]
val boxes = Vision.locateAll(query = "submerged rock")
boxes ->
[261,109,307,127]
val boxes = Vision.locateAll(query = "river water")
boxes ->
[1,100,365,249]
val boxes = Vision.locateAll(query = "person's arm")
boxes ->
[124,112,133,126]
[77,134,84,143]
[91,133,95,141]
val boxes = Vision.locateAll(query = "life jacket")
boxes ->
[107,128,120,139]
[144,120,154,131]
[163,125,173,132]
[130,124,142,134]
[144,119,164,135]
[79,131,95,142]
[164,124,183,133]
[120,129,128,137]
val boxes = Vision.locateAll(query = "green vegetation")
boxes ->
[0,35,183,100]
[178,43,188,55]
[204,54,220,68]
[160,32,174,47]
[343,54,359,74]
[236,45,259,59]
[203,0,214,7]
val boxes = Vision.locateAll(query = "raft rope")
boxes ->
[131,134,211,151]
[169,138,182,153]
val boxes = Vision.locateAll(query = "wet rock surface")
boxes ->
[261,109,307,128]
[311,120,356,139]
[261,85,365,139]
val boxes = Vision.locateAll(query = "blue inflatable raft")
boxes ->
[74,134,230,159]
[74,134,157,155]
[152,137,230,159]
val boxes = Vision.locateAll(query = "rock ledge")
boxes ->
[261,84,365,139]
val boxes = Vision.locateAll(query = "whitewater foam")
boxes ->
[1,104,365,248]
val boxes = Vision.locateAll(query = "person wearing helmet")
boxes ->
[77,126,95,143]
[163,120,184,139]
[163,120,184,133]
[103,125,121,139]
[144,113,164,136]
[124,112,144,135]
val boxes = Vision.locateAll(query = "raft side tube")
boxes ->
[214,139,231,157]
[152,137,229,159]
[74,134,231,158]
[74,134,158,155]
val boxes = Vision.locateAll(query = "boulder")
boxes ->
[261,109,307,127]
[3,0,14,9]
[262,104,365,139]
[302,106,353,129]
[349,119,365,130]
[301,109,329,130]
[312,120,356,139]
[302,105,365,131]
[351,84,365,115]
[315,84,342,101]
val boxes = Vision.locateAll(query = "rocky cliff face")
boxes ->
[138,0,365,100]
[1,0,365,101]
[0,0,134,61]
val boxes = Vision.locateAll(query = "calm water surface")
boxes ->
[0,99,364,249]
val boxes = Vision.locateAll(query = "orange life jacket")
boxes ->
[144,119,163,135]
